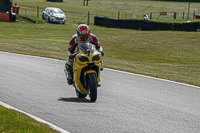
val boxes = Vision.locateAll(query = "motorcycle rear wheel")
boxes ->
[88,73,97,102]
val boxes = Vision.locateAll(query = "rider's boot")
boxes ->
[98,66,103,87]
[67,71,73,85]
[65,63,73,85]
[98,83,101,87]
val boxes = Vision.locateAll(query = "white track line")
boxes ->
[0,101,70,133]
[104,68,200,89]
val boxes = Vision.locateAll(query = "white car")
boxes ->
[42,7,66,24]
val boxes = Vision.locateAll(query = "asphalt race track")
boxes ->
[0,51,200,133]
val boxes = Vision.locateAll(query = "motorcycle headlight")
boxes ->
[92,54,101,61]
[77,56,89,62]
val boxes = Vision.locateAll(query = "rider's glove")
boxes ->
[100,51,104,57]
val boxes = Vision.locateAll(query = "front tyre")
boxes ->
[88,73,97,102]
[48,17,51,23]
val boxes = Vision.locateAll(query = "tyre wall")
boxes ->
[94,16,200,32]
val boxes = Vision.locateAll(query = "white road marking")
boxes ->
[104,68,200,89]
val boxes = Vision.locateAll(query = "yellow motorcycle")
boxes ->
[65,43,103,102]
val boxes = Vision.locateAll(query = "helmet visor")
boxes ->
[79,34,89,41]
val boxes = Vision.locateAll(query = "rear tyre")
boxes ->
[88,73,97,102]
[48,17,51,23]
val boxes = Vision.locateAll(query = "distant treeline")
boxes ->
[150,0,200,2]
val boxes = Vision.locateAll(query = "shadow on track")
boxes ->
[58,97,91,103]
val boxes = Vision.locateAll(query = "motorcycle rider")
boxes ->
[144,14,149,21]
[65,24,103,85]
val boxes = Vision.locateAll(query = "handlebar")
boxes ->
[69,53,78,59]
[69,51,104,60]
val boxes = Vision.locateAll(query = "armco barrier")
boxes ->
[94,16,200,32]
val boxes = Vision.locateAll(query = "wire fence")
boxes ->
[15,6,94,24]
[14,5,200,25]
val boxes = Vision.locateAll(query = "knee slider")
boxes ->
[65,64,72,71]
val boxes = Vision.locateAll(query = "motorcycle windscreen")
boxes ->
[77,43,94,54]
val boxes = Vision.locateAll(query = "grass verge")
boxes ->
[0,105,59,133]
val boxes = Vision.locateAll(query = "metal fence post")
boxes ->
[174,12,176,19]
[37,6,39,18]
[87,11,90,25]
[15,3,17,14]
[193,11,195,19]
[188,0,191,19]
[150,12,152,19]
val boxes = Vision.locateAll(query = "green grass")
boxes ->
[0,106,60,133]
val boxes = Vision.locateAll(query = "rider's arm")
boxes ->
[67,35,77,56]
[98,46,103,52]
[67,51,72,57]
[90,34,103,52]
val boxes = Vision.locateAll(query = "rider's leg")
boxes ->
[65,58,73,85]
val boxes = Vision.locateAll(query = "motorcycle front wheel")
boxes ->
[87,73,97,102]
